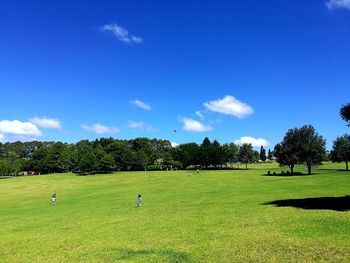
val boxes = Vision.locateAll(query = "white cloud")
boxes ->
[195,111,205,120]
[29,117,61,129]
[127,121,158,132]
[131,99,152,110]
[100,23,143,44]
[180,117,213,132]
[82,123,119,134]
[0,133,5,142]
[171,142,179,147]
[234,136,269,147]
[131,36,143,43]
[326,0,350,10]
[0,120,42,136]
[204,95,254,119]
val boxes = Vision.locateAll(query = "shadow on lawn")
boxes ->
[317,169,350,172]
[114,248,192,262]
[263,171,311,177]
[264,196,350,211]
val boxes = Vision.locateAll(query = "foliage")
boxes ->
[330,134,350,171]
[340,103,350,126]
[267,149,273,160]
[259,146,267,162]
[274,125,326,174]
[238,143,255,169]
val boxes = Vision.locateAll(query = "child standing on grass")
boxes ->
[136,194,141,207]
[52,192,56,206]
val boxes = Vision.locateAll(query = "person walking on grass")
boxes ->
[136,194,142,207]
[52,192,56,206]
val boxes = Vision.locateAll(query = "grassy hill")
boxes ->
[0,162,349,262]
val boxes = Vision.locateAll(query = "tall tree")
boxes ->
[222,143,239,165]
[267,149,273,160]
[211,140,223,167]
[340,103,350,127]
[259,146,267,162]
[238,143,255,169]
[176,143,200,168]
[297,125,326,175]
[274,142,299,174]
[200,137,212,168]
[77,140,97,171]
[0,152,22,176]
[274,125,326,175]
[330,134,350,171]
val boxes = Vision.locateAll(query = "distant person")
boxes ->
[136,194,142,207]
[52,192,56,206]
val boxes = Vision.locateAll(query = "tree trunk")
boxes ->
[290,164,294,175]
[307,165,312,175]
[346,160,348,171]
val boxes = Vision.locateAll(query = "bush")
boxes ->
[147,165,163,171]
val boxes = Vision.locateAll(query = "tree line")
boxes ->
[0,137,268,176]
[1,103,349,176]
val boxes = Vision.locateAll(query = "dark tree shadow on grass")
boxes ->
[317,169,350,172]
[263,172,309,177]
[264,196,350,211]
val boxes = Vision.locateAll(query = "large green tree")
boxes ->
[175,143,200,168]
[238,143,255,170]
[200,137,212,168]
[330,134,350,171]
[77,140,97,172]
[222,143,239,165]
[297,125,326,175]
[259,146,267,162]
[274,125,326,175]
[340,103,350,127]
[211,140,223,168]
[0,152,22,176]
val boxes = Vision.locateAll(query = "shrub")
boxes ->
[147,165,163,171]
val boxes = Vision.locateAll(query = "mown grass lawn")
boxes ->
[0,162,349,262]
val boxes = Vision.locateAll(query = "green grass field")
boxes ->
[1,162,349,262]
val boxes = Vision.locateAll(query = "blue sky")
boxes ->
[1,0,349,149]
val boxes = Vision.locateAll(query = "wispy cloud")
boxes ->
[0,133,5,142]
[82,123,119,134]
[29,117,61,129]
[131,99,152,110]
[234,136,269,147]
[127,121,158,132]
[326,0,350,10]
[0,120,42,136]
[99,23,143,44]
[195,111,205,120]
[180,117,212,132]
[204,95,254,119]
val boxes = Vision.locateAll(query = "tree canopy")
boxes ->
[0,137,247,174]
[340,103,350,127]
[330,134,350,171]
[274,125,326,175]
[238,143,255,169]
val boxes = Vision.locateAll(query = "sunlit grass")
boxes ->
[0,163,349,262]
